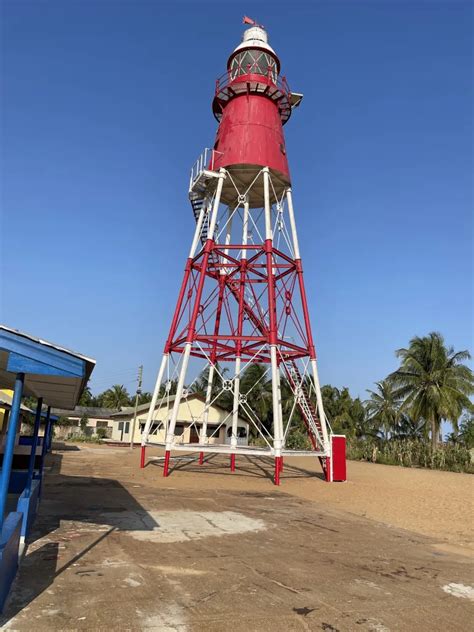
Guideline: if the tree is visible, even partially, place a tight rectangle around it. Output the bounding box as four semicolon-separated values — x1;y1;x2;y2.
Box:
448;413;474;449
102;385;132;409
458;414;474;449
320;385;372;438
189;364;234;411
80;414;89;434
158;379;178;398
57;415;75;428
190;362;226;395
239;364;272;435
138;391;153;406
365;380;400;440
78;385;93;406
21;396;37;411
392;414;426;441
388;332;473;449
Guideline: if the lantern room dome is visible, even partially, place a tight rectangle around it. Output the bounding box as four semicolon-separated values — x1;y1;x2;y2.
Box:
227;26;280;71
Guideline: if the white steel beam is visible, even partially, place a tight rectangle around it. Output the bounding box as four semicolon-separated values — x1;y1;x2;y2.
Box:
141;353;168;445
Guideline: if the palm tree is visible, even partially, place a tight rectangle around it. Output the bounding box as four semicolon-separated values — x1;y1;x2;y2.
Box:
190;363;227;398
78;385;93;406
158;379;178;398
102;384;132;409
239;364;272;434
189;363;232;410
448;413;474;449
321;385;373;438
392;414;426;440
458;414;474;449
349;398;378;440
388;332;473;449
365;380;400;440
138;391;153;406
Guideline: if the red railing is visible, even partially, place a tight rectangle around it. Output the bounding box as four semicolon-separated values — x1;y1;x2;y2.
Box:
214;68;291;100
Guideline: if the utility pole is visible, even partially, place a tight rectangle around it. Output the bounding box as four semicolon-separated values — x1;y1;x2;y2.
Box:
130;365;143;450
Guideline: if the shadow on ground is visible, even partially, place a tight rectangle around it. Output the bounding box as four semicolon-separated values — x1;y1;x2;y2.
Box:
148;451;327;481
1;452;158;625
52;442;81;452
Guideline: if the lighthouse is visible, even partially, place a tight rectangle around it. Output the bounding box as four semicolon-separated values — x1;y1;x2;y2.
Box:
140;19;346;484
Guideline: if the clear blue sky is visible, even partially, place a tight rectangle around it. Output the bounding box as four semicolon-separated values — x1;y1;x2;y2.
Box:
1;1;472;399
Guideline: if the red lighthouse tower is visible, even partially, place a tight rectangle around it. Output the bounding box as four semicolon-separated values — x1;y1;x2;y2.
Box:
141;20;346;484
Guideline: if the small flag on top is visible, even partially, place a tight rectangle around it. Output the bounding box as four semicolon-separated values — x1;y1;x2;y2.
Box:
243;16;256;26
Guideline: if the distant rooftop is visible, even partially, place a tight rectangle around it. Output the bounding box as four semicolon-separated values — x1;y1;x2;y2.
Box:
52;406;120;418
0;325;96;409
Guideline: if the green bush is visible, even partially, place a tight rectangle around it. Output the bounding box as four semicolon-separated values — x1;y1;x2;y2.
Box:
80;414;89;434
68;434;102;444
285;430;312;450
249;436;268;448
346;438;473;473
96;428;107;440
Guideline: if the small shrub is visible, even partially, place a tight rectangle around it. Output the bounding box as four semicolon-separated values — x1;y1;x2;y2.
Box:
285;430;312;450
346;438;473;473
68;433;102;444
80;415;89;434
249;436;268;448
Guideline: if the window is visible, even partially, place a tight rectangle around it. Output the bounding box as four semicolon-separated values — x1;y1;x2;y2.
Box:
125;422;130;434
118;422;123;431
175;424;184;436
226;426;247;438
139;422;160;432
230;49;277;83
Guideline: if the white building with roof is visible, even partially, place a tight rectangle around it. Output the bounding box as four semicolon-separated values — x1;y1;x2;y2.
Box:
50;407;119;439
110;393;249;446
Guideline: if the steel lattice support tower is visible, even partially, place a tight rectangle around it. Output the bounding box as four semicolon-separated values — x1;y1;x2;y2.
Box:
140;21;345;484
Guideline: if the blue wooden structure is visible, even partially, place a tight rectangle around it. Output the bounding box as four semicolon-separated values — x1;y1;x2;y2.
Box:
0;325;95;611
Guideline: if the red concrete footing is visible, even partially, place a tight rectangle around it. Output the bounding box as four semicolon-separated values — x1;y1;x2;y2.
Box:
140;446;146;469
230;453;236;472
163;450;171;477
274;456;281;485
325;456;331;482
199;451;204;465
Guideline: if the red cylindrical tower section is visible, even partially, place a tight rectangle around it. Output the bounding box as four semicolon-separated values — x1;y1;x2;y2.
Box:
211;26;293;206
213;91;289;178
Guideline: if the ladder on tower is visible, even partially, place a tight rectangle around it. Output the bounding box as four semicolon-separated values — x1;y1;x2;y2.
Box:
283;359;327;449
189;191;209;243
283;358;329;477
188;147;225;244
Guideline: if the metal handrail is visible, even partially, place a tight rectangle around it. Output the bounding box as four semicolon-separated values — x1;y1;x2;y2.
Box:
215;69;291;100
189;148;223;191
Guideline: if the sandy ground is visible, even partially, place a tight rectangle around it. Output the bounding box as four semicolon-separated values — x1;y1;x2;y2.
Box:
1;444;473;631
132;447;474;553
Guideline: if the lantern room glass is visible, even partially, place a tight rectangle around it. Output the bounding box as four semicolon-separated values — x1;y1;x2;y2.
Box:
230;49;277;83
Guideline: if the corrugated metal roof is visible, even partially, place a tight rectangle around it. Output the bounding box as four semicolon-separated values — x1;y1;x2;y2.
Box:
51;406;120;418
0;325;95;365
110;393;230;418
0;324;96;408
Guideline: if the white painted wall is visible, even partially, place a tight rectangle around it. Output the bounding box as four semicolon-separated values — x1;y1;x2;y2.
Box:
111;398;249;445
